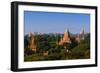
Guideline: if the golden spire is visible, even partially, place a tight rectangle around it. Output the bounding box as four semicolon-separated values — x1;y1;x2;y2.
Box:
29;35;37;52
59;28;71;45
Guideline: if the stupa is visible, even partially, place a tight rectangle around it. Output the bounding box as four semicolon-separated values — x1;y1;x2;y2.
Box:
81;27;85;40
59;29;71;45
75;34;80;43
29;35;37;52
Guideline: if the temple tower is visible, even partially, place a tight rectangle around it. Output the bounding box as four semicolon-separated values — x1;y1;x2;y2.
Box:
76;34;80;43
80;27;85;40
29;35;37;52
59;29;71;45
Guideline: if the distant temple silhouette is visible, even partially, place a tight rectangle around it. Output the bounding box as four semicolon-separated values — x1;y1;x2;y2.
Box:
75;34;81;43
80;27;85;40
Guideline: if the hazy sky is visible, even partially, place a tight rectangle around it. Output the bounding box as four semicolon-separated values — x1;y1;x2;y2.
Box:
24;11;90;34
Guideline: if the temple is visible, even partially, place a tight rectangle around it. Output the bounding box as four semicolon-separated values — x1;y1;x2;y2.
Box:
80;27;85;40
75;34;80;43
28;34;37;52
28;28;85;52
59;29;71;45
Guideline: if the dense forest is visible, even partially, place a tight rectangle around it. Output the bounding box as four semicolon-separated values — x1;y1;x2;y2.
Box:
24;33;90;61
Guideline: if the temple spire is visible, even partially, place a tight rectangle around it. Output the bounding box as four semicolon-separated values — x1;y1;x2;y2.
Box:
59;28;71;45
29;35;37;52
65;28;69;33
65;28;67;32
81;27;85;40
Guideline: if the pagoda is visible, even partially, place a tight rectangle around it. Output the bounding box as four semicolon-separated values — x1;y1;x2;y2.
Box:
81;27;85;40
75;34;80;43
59;29;71;45
28;35;37;52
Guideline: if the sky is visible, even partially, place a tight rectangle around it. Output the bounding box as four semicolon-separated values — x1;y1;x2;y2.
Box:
24;11;90;34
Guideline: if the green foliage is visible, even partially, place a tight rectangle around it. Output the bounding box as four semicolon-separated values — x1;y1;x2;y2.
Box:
71;34;90;59
24;35;30;49
24;54;45;61
24;33;90;61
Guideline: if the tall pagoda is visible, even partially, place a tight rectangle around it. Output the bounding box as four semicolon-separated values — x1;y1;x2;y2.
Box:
59;29;71;45
28;35;37;52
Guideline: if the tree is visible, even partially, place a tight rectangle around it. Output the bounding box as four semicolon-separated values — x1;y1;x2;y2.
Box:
24;35;29;49
71;33;90;59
